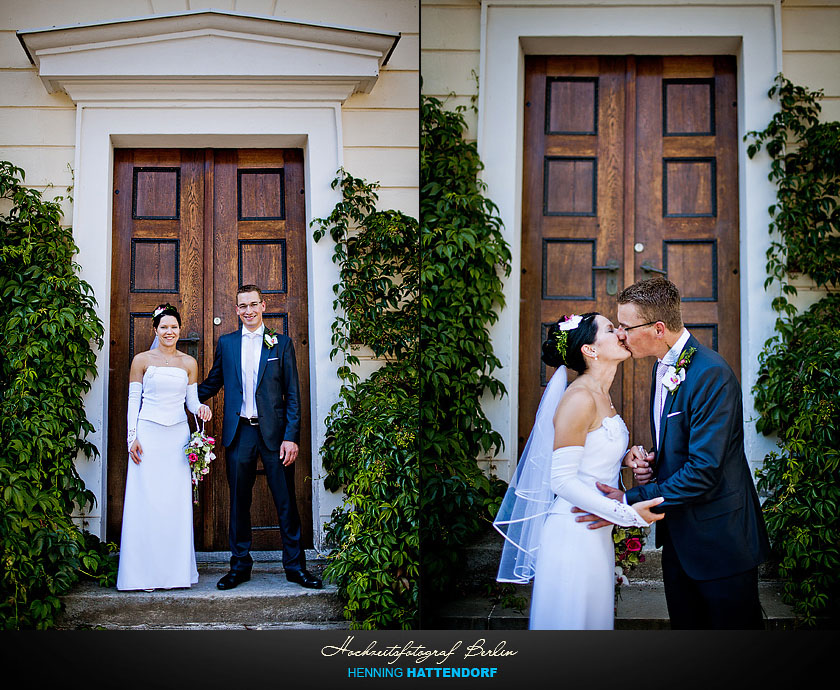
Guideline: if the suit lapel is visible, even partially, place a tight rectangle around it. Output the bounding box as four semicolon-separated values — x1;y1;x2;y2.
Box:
658;377;677;450
656;335;698;450
649;362;658;452
233;327;243;391
256;333;269;389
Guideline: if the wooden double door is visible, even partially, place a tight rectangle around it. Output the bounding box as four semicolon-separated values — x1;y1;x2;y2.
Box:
519;55;741;455
107;148;312;551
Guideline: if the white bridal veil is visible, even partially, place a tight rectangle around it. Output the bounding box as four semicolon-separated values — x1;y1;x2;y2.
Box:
493;366;568;583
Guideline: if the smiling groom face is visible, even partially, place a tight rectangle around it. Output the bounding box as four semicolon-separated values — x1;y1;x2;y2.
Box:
236;289;266;332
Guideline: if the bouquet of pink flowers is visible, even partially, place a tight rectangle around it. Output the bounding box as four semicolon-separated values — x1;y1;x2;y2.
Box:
185;422;215;505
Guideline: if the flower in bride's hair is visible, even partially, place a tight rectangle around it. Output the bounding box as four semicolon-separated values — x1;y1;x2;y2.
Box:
557;314;582;331
554;314;582;361
153;305;167;318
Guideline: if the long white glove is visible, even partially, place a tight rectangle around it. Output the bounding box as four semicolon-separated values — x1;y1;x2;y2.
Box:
127;381;142;450
550;446;650;527
185;382;202;415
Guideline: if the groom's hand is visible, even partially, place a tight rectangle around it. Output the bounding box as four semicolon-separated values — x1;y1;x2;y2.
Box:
279;440;299;466
595;481;625;501
572;482;626;529
623;446;654;485
571;508;612;529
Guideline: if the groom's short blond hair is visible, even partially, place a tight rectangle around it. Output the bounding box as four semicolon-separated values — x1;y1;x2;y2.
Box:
617;278;683;332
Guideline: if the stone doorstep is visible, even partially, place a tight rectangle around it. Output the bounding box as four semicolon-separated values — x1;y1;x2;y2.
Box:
464;540;779;583
431;581;798;631
57;554;346;630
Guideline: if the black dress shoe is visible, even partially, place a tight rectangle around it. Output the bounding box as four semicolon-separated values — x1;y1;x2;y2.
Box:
216;570;250;590
286;568;323;589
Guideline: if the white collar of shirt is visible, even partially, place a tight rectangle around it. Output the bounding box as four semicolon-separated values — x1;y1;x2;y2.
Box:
659;328;691;367
242;324;265;339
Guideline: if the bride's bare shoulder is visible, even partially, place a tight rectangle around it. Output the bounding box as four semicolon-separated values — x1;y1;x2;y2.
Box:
553;384;596;422
552;384;597;444
129;351;151;380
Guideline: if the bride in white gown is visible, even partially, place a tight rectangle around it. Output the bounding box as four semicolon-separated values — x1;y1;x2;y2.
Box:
494;312;664;629
116;304;212;591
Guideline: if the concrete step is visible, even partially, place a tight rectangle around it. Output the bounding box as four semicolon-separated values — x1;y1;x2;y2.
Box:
57;551;347;630
464;530;777;583
429;580;798;630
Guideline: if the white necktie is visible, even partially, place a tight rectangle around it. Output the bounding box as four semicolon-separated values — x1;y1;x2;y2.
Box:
653;360;668;444
243;332;258;418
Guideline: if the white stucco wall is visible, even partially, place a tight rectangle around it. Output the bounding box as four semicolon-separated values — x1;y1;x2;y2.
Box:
1;1;419;548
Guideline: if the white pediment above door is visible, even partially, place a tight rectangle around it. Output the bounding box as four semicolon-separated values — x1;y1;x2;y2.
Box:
17;9;399;100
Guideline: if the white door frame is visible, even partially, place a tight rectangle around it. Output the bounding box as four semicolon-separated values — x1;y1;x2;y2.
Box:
476;0;782;480
18;10;399;546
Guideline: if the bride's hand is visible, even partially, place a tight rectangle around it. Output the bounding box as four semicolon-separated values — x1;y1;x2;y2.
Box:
197;404;212;422
129;439;143;464
632;496;665;524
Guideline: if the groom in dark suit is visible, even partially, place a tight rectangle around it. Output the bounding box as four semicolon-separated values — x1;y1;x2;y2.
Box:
580;278;769;628
198;284;321;590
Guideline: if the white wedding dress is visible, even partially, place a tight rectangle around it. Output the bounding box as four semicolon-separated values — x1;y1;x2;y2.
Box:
529;414;648;630
116;366;199;590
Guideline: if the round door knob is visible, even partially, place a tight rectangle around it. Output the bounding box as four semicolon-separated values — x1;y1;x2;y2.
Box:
634;243;645;253
213;317;222;325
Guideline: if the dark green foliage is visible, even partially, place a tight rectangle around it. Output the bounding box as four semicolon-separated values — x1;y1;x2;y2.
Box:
746;76;840;626
0;160;117;629
420;95;511;602
752;296;840;626
312;170;419;629
746;74;840;298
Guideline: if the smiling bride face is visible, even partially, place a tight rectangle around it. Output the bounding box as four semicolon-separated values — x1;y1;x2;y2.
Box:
154;314;181;347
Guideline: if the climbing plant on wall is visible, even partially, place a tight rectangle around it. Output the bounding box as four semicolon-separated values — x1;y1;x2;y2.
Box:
0;160;117;630
746;75;840;626
313;170;419;629
420;94;512;611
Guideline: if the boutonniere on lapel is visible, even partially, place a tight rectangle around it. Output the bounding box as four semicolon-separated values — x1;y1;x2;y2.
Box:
662;347;696;394
263;329;278;349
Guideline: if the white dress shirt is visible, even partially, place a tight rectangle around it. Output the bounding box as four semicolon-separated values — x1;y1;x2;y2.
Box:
240;324;264;419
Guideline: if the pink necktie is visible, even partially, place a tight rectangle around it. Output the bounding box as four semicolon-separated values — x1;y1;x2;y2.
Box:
653;360;668;443
244;333;257;418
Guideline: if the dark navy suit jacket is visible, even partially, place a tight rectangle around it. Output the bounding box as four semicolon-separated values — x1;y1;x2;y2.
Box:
198;327;301;450
625;335;769;580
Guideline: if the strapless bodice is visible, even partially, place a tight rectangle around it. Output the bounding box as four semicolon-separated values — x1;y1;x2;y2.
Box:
138;366;188;426
547;414;631;517
578;414;630;486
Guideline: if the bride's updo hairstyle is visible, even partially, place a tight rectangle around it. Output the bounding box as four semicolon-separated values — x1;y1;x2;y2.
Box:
541;313;599;375
152;303;182;329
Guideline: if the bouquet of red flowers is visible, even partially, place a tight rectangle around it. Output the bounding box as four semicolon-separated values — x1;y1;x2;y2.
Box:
185;421;216;505
613;525;649;588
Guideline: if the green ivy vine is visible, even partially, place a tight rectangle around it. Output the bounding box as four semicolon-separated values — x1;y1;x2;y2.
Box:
312;170;419;629
0;160;117;629
420;94;512;612
746;75;840;626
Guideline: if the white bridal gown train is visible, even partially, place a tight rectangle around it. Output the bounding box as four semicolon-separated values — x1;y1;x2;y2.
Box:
116;366;199;591
529;414;648;630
